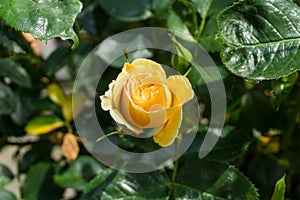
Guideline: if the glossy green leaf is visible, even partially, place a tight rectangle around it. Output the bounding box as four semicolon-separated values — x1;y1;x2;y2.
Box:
81;160;259;200
0;82;16;115
54;156;104;191
176;160;259;200
218;0;300;80
0;0;82;49
24;115;64;135
0;190;17;200
22;162;63;200
0;59;31;88
81;169;169;200
97;0;152;22
0;164;13;189
47;83;66;106
271;174;286;200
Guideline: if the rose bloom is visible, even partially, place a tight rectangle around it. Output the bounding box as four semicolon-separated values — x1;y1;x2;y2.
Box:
100;58;194;147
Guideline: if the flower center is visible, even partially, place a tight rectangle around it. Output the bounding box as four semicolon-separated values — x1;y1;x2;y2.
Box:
131;83;166;111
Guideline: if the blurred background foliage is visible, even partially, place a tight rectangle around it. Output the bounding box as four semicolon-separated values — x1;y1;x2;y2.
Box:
0;0;299;199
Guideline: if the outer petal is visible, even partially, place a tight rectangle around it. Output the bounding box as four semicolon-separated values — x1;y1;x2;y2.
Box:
109;109;143;134
153;106;182;147
166;75;194;106
100;81;115;111
129;58;166;77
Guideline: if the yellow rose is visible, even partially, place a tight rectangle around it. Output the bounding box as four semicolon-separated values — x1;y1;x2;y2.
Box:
100;58;194;147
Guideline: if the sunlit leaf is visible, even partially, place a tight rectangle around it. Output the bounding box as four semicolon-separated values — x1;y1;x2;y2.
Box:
271;175;286;200
25;115;64;135
62;93;86;122
0;0;82;49
47;83;66;106
218;0;300;79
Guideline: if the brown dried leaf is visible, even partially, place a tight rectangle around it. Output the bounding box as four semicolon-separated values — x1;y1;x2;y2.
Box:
61;133;79;162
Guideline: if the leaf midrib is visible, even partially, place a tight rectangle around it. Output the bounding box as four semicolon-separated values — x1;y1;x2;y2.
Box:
223;36;300;48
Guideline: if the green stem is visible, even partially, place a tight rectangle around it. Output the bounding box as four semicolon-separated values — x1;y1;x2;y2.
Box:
198;16;206;39
96;131;123;142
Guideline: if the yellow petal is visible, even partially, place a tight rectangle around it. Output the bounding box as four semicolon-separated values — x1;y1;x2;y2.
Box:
127;58;166;77
166;75;194;106
153;106;182;147
120;90;167;129
110;108;143;134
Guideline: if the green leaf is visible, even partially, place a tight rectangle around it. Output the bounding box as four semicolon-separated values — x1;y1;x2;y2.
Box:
245;155;285;199
10;94;29;126
22;162;63;200
199;126;252;161
54;156;104;191
0;189;17;200
240;91;273;131
0;82;16;115
44;46;72;76
271;174;286;200
97;0;152;22
19;140;54;173
24;115;64;135
0;30;25;54
167;11;194;42
218;0;300;80
81;160;259;200
272;72;298;107
175;160;259;200
77;0;108;36
0;59;31;88
0;0;82;49
97;34;153;68
0;164;14;189
191;0;235;52
81;169;169;200
151;0;174;19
